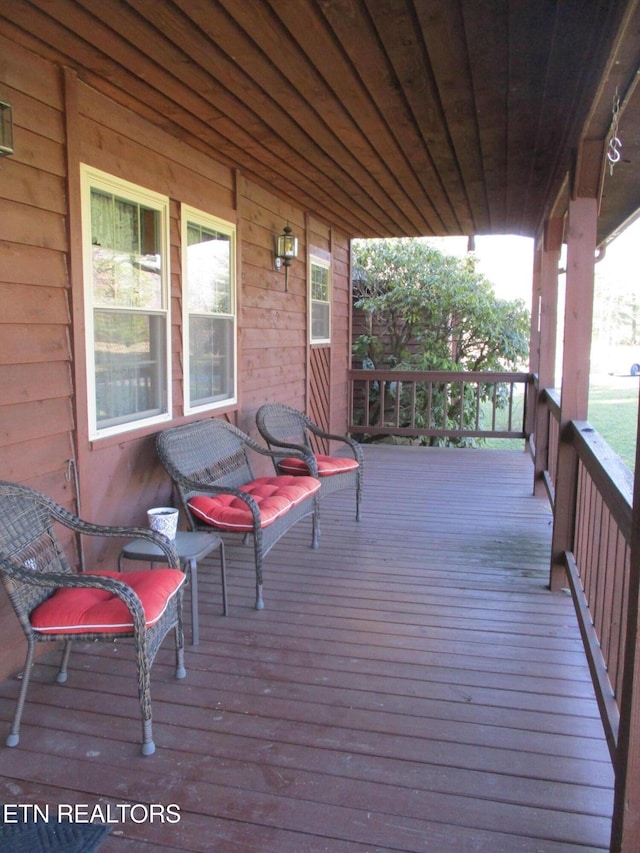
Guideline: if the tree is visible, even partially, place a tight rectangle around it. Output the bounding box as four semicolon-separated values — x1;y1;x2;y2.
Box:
352;238;530;442
353;238;529;371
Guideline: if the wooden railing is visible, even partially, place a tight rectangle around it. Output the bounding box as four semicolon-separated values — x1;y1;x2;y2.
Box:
567;421;633;753
348;369;534;440
535;387;561;505
536;388;634;758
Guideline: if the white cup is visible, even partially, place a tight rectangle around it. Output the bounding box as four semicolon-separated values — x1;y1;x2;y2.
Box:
147;507;179;540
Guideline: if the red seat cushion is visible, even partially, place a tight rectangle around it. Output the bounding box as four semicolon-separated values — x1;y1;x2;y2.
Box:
188;475;320;532
277;454;359;477
31;569;185;635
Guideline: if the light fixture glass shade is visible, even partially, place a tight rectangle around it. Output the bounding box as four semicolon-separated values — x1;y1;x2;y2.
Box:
0;101;14;157
275;225;298;266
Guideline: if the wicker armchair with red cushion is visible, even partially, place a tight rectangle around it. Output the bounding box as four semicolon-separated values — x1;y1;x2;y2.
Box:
256;403;363;521
0;481;186;756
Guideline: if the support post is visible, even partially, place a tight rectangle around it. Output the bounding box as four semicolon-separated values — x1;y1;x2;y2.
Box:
532;219;562;495
548;197;596;591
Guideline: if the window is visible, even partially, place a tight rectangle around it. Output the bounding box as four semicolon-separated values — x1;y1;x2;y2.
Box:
82;167;170;439
310;254;331;344
182;207;237;413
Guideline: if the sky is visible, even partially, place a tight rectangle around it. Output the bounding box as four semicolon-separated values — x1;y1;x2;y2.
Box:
429;217;640;309
426;234;535;304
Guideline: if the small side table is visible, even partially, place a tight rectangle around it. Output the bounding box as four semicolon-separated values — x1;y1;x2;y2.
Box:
118;531;227;646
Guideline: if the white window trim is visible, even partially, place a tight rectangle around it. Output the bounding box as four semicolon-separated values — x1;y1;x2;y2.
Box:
81;165;172;440
181;205;238;416
309;252;332;345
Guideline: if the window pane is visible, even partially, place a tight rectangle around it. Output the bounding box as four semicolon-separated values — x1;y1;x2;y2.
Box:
310;257;331;343
189;315;234;406
311;264;329;301
186;224;231;314
91;189;162;309
94;310;167;428
312;302;330;340
183;211;236;413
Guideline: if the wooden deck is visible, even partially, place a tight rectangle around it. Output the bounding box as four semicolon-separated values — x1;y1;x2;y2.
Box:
0;445;614;852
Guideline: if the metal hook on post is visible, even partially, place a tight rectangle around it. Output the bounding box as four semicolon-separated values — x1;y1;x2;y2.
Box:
607;89;622;176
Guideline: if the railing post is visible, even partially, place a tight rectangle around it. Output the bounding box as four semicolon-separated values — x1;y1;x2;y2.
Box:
610;393;640;852
532;220;561;496
549;198;596;591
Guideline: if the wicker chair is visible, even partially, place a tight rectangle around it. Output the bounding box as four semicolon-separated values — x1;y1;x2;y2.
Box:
156;418;321;610
256;403;364;521
0;481;186;756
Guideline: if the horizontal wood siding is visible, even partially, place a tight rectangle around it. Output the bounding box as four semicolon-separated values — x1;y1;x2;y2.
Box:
237;177;309;473
329;232;351;437
0;36;75;680
307;217;351;450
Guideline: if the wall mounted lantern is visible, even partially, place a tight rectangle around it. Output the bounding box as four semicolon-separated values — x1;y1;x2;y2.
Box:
274;224;298;291
0;101;14;157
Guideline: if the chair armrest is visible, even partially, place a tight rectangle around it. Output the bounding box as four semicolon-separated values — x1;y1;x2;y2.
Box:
45;503;180;568
304;423;364;464
243;432;318;472
251;438;320;477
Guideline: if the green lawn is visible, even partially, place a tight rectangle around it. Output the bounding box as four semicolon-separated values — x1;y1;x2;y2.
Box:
480;377;638;472
587;378;639;472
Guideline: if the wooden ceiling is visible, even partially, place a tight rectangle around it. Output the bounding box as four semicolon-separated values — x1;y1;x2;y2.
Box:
1;0;639;243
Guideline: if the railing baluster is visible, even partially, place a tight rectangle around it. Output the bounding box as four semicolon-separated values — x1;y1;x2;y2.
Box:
410;381;417;428
508;381;514;431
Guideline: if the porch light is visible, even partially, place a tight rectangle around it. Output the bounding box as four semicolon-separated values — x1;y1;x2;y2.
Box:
0;101;14;157
274;224;298;291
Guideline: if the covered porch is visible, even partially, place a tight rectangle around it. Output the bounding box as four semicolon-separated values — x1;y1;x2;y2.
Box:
0;445;613;851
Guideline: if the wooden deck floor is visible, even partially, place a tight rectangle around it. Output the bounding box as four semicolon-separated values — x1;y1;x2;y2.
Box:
0;445;614;852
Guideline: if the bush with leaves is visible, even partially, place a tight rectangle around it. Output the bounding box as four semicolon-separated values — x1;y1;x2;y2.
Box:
352;238;530;443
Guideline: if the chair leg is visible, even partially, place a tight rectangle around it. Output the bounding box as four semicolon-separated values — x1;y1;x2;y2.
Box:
6;639;36;747
186;557;199;646
254;549;264;611
174;626;186;681
174;593;186;679
56;640;73;683
141;722;155;756
311;497;320;549
136;653;155;756
219;541;228;616
253;527;265;610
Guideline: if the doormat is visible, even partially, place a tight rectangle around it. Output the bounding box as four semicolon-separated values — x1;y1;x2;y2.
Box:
0;816;110;853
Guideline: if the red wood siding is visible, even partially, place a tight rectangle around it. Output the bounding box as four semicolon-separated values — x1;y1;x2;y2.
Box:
0;36;75;679
236;177;308;471
307;217;352;449
329;234;351;438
